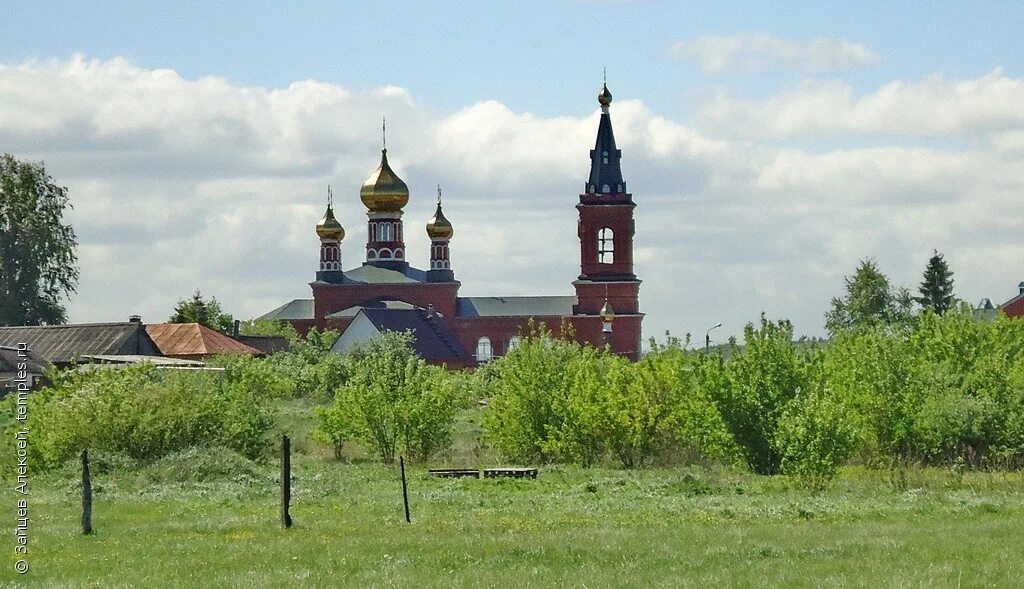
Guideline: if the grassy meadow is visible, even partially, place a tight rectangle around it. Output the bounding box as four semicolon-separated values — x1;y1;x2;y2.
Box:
5;404;1024;588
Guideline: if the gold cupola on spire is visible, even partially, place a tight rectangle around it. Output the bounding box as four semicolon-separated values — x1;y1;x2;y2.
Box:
316;186;345;240
426;186;454;239
360;119;409;212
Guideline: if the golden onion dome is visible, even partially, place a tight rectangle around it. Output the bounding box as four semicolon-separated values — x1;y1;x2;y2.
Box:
598;83;613;107
426;197;454;239
315;204;345;240
600;298;615;322
360;149;409;212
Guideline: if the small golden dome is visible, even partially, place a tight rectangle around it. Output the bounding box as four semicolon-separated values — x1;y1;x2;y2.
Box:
316;205;345;240
600;298;615;322
598;83;613;107
360;149;409;212
426;197;454;239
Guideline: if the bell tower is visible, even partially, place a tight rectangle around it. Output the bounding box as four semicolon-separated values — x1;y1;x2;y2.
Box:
573;81;642;357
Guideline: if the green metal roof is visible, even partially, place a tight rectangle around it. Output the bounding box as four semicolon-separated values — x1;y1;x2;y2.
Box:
258;299;314;321
457;296;575;317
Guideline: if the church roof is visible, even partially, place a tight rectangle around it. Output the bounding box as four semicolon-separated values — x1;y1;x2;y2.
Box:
259;299;314;321
457;296;576;317
326;298;418;318
336;308;471;364
344;264;427;284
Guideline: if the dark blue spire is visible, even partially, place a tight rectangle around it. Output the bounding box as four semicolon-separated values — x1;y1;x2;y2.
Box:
586;83;626;196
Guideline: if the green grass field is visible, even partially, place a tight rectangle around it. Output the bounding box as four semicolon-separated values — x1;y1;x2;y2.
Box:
6;405;1024;588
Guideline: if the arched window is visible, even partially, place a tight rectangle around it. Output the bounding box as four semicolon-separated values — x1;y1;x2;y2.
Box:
476;337;492;362
377;222;393;242
598;227;614;263
602;151;609;164
507;336;521;351
602;184;610;193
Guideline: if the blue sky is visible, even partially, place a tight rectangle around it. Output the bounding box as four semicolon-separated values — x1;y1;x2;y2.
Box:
7;1;1023;117
4;1;1024;343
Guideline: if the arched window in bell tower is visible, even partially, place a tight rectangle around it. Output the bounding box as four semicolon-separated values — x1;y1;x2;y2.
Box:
598;227;614;263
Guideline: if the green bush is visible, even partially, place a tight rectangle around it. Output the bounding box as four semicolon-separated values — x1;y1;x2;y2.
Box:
315;331;461;463
776;384;859;489
715;316;812;475
15;363;277;469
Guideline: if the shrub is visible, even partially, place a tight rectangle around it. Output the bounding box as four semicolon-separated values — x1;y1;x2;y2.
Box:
316;331;460;463
776;384;859;489
715;316;811;475
19;363;277;469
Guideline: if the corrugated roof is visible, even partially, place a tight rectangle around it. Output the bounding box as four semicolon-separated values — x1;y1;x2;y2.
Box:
0;322;160;364
357;308;471;362
0;346;49;374
146;323;261;357
258;299;314;321
457;296;576;317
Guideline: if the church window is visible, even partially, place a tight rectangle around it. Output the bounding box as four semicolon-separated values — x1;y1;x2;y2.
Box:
602;151;609;164
476;337;492;362
602;184;610;193
508;336;521;351
598;227;614;263
378;223;393;242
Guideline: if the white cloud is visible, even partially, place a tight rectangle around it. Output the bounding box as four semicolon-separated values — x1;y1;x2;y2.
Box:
2;55;1023;342
702;69;1024;138
671;33;880;74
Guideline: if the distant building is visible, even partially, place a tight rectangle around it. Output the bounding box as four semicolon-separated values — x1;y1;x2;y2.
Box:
976;282;1024;319
260;83;644;364
0;345;49;393
0;317;160;367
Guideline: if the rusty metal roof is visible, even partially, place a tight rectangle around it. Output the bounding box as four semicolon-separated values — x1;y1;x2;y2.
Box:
145;323;261;357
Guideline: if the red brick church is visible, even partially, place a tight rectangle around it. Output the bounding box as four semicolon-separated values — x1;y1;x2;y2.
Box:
260;83;643;366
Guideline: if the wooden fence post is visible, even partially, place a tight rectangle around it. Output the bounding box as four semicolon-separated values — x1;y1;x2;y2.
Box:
400;455;411;523
280;435;292;528
81;449;93;535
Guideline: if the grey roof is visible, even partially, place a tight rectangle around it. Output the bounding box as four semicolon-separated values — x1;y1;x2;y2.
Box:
340;264;427;284
233;335;291;355
457;296;576;317
358;308;471;363
0;322;160;364
79;354;207;366
327;298;418;318
0;346;48;374
258;299;314;321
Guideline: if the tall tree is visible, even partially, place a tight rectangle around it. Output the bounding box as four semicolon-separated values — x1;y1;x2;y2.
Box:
169;290;234;332
825;259;911;335
0;154;79;326
915;250;956;315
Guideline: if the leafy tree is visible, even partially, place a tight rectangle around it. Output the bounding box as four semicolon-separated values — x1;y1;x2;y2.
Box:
316;331;460;463
0;154;79;326
239;318;300;342
715;315;810;475
169;290;234;332
915;250;956;315
825;259;911;336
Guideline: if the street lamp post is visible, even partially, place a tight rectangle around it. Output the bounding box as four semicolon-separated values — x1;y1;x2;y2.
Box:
705;322;722;353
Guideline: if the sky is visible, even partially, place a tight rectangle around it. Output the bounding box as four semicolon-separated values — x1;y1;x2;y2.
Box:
3;1;1024;345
